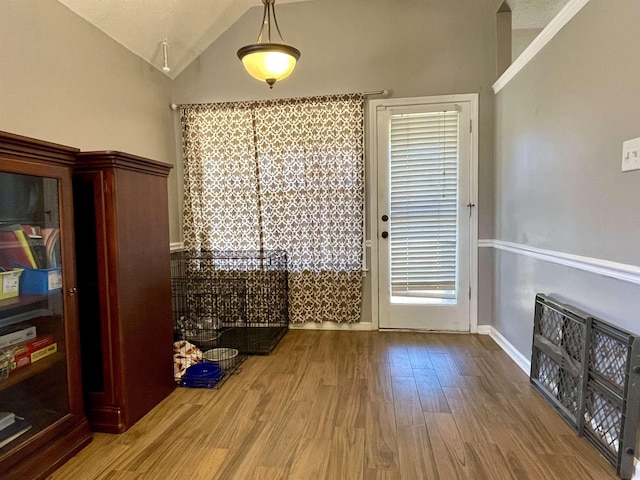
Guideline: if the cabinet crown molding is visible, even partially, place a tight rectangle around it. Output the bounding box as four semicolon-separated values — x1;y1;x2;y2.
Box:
0;131;78;166
76;151;172;177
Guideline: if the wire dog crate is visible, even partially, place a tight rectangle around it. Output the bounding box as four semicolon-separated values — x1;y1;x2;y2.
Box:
171;250;289;362
531;294;640;479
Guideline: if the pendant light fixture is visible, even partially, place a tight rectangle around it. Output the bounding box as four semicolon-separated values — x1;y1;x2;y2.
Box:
237;0;301;88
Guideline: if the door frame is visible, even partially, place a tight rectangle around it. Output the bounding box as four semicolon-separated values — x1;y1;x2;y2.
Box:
367;94;479;332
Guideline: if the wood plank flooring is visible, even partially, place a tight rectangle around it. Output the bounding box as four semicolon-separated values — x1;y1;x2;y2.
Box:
48;331;619;480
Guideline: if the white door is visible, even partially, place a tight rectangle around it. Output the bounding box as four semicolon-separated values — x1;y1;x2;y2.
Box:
373;96;477;331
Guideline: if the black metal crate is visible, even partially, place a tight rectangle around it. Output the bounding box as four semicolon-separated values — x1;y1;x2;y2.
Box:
171;250;289;358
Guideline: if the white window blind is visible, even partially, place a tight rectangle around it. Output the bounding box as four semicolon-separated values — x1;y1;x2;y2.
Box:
389;110;459;299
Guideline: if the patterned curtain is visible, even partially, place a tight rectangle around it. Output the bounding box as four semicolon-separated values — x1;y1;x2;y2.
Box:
180;94;364;323
181;103;261;251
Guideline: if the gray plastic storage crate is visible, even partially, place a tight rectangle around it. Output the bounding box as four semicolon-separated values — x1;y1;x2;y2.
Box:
583;319;640;479
530;294;590;432
531;294;640;480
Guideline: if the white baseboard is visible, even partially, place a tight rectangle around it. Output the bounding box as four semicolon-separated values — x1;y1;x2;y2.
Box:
477;325;530;375
476;325;491;335
170;242;185;252
289;322;375;331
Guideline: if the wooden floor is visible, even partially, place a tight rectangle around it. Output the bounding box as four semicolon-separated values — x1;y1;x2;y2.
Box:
49;331;619;480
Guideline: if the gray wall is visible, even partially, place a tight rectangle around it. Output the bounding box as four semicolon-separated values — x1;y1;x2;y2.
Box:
174;0;498;325
512;28;542;60
0;0;180;243
493;0;640;357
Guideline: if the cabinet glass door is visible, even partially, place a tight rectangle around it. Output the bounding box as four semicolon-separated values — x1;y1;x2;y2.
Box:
0;171;68;451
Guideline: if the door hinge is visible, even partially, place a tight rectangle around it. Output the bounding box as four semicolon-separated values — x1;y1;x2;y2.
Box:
470;119;473;133
469;286;472;300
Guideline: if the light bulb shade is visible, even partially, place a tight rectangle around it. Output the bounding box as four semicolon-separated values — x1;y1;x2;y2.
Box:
238;43;300;86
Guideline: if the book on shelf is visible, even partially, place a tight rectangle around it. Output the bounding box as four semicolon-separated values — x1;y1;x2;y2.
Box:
0;224;51;271
0;325;37;349
0;230;34;272
0;416;32;449
41;228;60;268
21;225;46;269
20;225;41;238
12;229;37;269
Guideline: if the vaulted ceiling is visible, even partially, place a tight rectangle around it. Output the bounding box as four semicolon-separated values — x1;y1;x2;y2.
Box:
56;0;569;79
56;0;314;78
508;0;570;29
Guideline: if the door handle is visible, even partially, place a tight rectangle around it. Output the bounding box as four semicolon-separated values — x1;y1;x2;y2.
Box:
381;231;389;239
381;215;388;222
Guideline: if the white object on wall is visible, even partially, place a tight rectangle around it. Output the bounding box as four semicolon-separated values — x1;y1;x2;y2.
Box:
622;137;640;172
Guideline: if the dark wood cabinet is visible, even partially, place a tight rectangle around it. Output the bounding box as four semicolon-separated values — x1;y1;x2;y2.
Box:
73;151;175;433
0;131;92;480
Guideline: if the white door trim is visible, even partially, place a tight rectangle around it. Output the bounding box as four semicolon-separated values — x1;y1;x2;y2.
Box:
367;94;479;332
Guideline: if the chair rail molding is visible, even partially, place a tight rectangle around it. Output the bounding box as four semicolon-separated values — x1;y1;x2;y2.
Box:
479;239;640;287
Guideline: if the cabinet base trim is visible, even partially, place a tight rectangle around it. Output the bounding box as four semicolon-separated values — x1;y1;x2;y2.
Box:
86;404;128;434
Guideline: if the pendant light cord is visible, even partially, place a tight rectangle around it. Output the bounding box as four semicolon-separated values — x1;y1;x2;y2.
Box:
256;0;270;43
256;0;287;44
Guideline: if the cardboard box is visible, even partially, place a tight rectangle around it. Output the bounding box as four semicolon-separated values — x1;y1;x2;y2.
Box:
10;335;54;369
0;325;36;349
12;338;57;370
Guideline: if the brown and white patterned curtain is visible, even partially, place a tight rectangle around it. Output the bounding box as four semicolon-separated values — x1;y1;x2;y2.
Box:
180;94;364;323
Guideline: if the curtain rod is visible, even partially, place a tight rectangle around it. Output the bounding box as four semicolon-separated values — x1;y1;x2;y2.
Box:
363;89;389;97
170;90;389;110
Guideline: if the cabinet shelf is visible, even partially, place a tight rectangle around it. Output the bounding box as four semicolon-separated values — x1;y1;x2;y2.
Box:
0;295;51;329
0;294;50;312
0;352;64;393
0;409;66;456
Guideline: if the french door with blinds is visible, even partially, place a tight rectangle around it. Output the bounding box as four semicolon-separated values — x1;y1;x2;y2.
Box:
373;95;477;331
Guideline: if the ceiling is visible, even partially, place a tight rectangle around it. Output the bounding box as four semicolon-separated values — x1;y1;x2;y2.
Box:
57;0;569;79
56;0;314;79
508;0;570;29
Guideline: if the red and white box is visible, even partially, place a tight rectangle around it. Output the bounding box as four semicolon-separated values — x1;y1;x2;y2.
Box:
10;335;56;370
